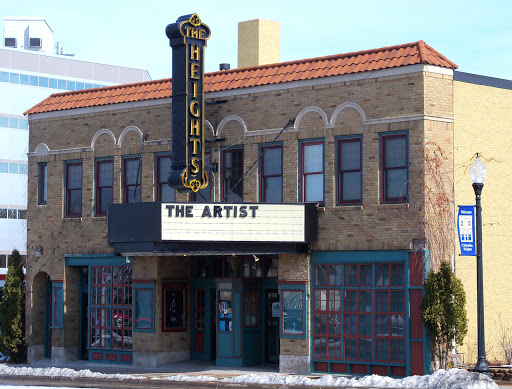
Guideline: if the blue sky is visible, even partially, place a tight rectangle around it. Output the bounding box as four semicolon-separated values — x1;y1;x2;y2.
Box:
3;0;511;81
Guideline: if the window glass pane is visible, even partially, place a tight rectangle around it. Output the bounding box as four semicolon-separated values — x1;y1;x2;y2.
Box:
67;164;82;189
39;77;49;87
8;209;17;219
158;156;171;182
392;264;405;286
344;290;357;312
160;184;176;202
341;140;360;170
40;164;47;203
224;179;243;202
19;119;28;130
344;314;357;335
30;76;38;86
0;163;8;173
98;161;113;186
386;168;407;199
19;164;28;174
264;176;282;202
99;188;113;214
8;163;18;173
329;265;342;286
9;118;18;129
344;264;357;286
10;73;20;83
126;187;141;203
360;265;372;286
0;255;6;267
125;159;141;185
305;174;323;202
0;72;9;82
58;79;66;89
224;150;243;178
263;147;281;175
385;137;407;168
315;265;327;286
376;339;389;360
76;82;85;90
0;117;8;128
0;209;6;218
376;264;389;286
135;289;153;330
49;78;57;88
18;209;27;219
20;74;29;85
304;144;323;173
315;313;326;334
342;172;361;201
282;290;303;334
68;190;82;215
66;80;76;90
360;291;372;312
53;287;63;327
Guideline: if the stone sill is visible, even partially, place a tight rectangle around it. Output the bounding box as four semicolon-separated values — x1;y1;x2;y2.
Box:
378;202;409;209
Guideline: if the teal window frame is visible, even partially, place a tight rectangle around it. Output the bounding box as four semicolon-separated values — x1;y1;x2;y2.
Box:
279;281;307;339
134;282;155;333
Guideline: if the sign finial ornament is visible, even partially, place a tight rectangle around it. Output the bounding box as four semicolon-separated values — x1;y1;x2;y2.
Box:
189;14;201;26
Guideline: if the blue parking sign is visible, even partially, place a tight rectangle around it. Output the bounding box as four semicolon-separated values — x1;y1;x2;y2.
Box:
458;206;476;256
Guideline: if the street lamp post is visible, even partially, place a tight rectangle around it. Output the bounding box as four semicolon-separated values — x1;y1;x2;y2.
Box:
470;154;490;375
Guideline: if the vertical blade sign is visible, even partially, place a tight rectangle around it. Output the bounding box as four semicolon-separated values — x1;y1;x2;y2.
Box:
166;14;211;193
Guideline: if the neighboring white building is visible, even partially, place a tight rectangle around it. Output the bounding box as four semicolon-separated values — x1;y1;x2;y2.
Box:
0;17;151;287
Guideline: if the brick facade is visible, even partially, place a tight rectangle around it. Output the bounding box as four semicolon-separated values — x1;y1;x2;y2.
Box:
26;64;454;374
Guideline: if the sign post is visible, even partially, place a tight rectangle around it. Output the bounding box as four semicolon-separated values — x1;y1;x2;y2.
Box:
166;14;210;193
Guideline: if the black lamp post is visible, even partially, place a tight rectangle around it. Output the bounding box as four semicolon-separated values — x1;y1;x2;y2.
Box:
470;154;490;375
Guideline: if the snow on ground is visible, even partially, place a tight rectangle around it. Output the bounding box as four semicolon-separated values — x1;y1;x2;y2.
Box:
0;364;499;388
0;364;136;381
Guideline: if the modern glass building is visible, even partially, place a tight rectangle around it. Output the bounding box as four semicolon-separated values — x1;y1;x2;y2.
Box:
0;17;151;288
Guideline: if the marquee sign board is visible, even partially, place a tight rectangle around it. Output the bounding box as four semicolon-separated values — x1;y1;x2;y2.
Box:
166;14;210;193
161;203;307;243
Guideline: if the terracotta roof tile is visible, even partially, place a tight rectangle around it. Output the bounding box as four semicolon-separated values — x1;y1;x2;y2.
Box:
25;40;457;115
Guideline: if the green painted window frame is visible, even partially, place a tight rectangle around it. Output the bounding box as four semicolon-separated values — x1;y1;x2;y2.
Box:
134;282;155;333
279;281;307;339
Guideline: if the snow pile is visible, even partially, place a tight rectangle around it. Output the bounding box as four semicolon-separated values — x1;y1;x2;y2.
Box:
223;369;498;388
0;364;137;381
155;374;218;382
0;365;498;388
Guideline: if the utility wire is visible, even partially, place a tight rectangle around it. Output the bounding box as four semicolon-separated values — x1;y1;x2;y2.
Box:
222;118;295;202
133;133;147;202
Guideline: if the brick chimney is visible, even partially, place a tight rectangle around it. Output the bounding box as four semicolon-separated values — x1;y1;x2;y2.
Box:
237;19;280;68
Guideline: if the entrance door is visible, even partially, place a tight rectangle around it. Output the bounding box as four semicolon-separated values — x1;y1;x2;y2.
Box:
216;280;242;366
265;289;279;363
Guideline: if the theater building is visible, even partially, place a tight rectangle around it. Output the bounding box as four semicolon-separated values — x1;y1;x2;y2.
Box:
23;18;464;375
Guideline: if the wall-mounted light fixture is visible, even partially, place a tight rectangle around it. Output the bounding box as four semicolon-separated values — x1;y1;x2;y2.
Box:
253;254;260;262
35;246;43;257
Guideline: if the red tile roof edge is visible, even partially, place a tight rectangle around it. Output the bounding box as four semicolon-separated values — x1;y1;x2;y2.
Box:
24;40;457;116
